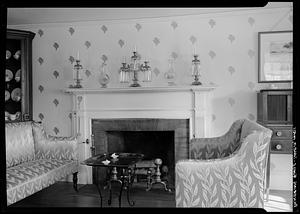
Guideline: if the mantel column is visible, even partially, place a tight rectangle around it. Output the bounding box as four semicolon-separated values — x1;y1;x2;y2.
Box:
192;90;212;138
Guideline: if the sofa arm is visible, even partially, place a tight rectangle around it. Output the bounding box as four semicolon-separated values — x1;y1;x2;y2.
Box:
175;155;264;208
32;122;78;161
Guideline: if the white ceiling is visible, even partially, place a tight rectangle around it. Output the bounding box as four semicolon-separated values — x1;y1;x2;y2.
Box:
7;2;292;25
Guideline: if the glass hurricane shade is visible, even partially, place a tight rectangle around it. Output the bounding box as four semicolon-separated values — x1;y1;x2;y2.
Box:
191;56;201;76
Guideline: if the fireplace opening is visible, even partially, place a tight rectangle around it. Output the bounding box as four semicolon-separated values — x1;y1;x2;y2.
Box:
91;118;190;189
107;131;175;187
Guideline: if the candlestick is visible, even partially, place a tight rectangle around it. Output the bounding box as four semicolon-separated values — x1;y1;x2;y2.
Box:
77;51;80;60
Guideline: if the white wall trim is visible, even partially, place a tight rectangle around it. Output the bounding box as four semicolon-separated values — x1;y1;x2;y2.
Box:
7;7;291;29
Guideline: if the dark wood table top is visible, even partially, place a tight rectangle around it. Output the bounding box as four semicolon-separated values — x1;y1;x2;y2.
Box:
81;152;144;168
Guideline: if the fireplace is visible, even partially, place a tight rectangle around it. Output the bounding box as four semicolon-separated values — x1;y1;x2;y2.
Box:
64;85;215;184
91;118;189;187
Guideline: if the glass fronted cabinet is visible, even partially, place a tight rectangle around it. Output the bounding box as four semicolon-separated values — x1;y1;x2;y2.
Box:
5;29;35;122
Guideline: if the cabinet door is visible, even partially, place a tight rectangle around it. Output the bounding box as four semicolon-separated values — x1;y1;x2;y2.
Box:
5;29;35;122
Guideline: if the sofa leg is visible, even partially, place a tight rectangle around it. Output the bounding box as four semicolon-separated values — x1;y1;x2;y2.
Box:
73;172;78;192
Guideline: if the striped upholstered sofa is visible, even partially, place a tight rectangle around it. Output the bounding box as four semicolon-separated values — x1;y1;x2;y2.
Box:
5;121;79;206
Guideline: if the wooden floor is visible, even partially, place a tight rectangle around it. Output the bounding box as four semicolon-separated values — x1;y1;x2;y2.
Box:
9;181;175;208
9;182;293;211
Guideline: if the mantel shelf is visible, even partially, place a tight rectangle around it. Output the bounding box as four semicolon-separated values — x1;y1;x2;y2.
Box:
63;84;217;94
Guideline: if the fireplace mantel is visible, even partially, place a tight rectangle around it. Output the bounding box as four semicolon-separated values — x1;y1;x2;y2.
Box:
64;85;216;184
63;85;216;94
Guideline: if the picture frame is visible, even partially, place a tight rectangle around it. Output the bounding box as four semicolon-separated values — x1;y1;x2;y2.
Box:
258;31;293;83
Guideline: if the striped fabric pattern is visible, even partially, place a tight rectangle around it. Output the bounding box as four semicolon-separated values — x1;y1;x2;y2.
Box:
5;122;36;168
7;159;78;205
6;121;79;206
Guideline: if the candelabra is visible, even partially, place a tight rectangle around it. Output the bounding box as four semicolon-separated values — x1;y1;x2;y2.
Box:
191;54;202;85
69;59;83;88
119;51;152;87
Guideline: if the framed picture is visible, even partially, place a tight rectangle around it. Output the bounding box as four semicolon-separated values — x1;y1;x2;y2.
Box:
258;31;293;83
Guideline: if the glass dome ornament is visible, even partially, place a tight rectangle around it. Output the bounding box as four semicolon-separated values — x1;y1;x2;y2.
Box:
98;62;110;88
164;58;176;86
191;54;202;85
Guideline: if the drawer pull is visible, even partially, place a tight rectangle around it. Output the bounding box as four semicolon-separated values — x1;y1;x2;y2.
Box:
275;144;282;150
276;131;282;137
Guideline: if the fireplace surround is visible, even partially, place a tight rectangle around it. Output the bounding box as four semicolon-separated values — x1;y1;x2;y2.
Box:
91;118;189;186
64;85;216;184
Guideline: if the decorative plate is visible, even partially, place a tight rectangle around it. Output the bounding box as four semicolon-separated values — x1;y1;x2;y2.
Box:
15;112;21;120
5;90;10;101
5;111;10;121
15;69;21;82
11;88;21;102
6;50;11;60
9;113;17;121
6;69;13;82
14;50;21;60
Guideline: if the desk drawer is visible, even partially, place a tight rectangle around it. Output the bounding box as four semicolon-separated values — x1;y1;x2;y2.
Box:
268;126;292;140
270;140;292;154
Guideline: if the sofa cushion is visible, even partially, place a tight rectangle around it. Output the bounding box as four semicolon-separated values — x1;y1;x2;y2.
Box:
6;159;78;205
6;122;35;168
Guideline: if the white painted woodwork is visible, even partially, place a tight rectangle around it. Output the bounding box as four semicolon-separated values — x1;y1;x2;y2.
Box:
64;85;216;184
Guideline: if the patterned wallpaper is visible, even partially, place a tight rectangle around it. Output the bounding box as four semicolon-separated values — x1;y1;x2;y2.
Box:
9;8;292;137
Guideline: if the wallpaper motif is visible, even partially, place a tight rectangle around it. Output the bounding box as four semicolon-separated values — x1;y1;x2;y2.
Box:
171;21;178;30
208;19;216;28
228;34;235;43
69;56;75;64
189;36;197;44
118;39;125;48
84;41;91;49
248;49;255;58
53;42;59;50
68;27;75;35
13;9;292;137
153;67;160;76
38;57;44;65
248;17;255;26
101;25;107;33
135;23;142;31
53;70;59;79
209;50;216;59
228;66;235;75
38;29;44;37
153;37;160;46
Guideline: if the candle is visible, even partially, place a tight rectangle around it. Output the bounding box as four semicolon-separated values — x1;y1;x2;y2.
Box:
134;45;137;52
193;46;196;55
77;51;80;60
123;56;126;64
